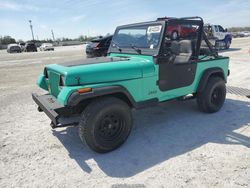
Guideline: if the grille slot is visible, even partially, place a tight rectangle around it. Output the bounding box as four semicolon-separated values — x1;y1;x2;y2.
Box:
48;71;60;97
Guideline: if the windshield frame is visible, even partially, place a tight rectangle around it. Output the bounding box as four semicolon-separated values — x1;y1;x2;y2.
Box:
108;21;165;56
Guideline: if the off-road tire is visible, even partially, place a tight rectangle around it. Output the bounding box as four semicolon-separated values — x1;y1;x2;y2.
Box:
197;77;226;113
78;97;132;153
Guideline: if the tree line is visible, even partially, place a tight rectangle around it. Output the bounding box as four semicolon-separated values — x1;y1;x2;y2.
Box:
0;34;108;45
0;36;16;45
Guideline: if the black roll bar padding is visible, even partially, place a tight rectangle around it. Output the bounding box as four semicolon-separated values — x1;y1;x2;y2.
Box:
165;16;204;59
158;16;204;23
178;16;204;23
158;16;218;59
202;31;219;57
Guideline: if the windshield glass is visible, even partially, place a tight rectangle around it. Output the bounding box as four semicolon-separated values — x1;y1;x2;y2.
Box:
113;24;163;49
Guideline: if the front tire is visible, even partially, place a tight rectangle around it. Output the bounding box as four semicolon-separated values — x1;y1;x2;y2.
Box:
197;77;226;113
78;97;132;153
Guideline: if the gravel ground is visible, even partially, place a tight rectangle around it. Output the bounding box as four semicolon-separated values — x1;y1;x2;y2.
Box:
0;39;249;188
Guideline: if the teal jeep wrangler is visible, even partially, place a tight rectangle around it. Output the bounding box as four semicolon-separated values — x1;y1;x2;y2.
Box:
32;17;229;153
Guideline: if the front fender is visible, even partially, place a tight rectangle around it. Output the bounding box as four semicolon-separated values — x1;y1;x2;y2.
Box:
67;86;136;107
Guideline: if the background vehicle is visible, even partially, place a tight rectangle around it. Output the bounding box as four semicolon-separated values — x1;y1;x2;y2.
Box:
239;31;250;37
166;24;197;40
157;17;197;39
7;44;22;53
86;35;112;58
204;24;232;49
40;43;54;51
24;42;37;52
231;32;242;38
33;17;229;153
18;42;25;51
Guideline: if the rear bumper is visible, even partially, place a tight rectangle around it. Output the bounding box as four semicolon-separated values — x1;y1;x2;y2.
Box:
32;93;79;128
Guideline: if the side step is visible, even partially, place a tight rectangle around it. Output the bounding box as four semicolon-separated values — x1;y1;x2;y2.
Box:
178;94;196;101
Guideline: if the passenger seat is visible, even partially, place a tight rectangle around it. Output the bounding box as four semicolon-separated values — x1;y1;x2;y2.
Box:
173;40;194;64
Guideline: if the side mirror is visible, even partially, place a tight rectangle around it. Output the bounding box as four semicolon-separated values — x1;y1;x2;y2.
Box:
225;28;228;32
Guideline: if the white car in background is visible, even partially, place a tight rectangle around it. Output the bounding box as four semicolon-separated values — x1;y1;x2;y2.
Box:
7;44;22;53
240;31;250;37
40;43;54;51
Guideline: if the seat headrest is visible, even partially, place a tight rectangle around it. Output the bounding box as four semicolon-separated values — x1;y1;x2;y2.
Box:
179;40;193;54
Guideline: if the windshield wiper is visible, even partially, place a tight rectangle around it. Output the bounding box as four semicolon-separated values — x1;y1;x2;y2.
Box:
111;41;122;52
130;44;142;54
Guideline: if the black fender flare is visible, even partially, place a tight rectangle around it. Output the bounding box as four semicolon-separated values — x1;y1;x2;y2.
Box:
67;85;137;107
197;67;226;93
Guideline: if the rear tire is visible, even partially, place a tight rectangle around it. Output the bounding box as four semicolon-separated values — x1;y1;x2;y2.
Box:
197;77;226;113
78;97;132;153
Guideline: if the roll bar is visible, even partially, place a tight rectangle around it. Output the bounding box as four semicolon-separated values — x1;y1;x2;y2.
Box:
157;16;203;23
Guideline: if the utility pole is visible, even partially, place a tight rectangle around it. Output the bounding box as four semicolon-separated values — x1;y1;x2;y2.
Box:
29;20;35;41
51;29;55;41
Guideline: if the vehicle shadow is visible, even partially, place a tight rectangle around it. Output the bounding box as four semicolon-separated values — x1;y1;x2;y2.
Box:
219;48;241;52
52;98;250;178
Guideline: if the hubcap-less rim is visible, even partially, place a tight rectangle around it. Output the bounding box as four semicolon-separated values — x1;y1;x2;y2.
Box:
211;88;222;105
98;114;124;141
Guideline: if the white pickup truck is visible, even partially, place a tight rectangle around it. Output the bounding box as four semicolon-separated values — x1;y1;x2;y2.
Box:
204;24;232;49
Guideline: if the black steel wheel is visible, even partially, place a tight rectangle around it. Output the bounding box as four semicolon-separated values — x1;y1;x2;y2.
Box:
197;77;226;113
78;97;132;153
96;113;125;141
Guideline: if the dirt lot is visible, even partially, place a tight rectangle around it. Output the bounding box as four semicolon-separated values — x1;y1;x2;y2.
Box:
0;39;249;188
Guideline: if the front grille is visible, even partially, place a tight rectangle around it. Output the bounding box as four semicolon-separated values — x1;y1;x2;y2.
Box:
48;71;60;97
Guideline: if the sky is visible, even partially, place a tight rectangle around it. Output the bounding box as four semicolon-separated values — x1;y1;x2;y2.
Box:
0;0;250;41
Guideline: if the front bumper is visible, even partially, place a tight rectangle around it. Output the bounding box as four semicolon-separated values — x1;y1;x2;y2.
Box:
32;93;80;128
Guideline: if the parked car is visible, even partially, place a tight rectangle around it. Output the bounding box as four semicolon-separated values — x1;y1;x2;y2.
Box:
157;17;197;39
18;42;26;51
33;16;230;153
24;42;37;52
86;35;112;58
240;31;250;37
7;44;22;53
40;43;54;51
204;24;232;49
231;32;245;38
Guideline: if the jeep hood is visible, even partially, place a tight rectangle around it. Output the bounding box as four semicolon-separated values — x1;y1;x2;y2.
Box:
45;56;154;86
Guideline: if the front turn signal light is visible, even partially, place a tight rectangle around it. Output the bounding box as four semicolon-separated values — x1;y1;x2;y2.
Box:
78;88;92;93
